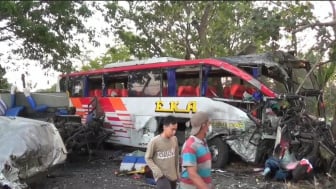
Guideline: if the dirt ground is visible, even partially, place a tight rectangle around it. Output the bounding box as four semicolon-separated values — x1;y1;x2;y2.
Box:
29;148;335;189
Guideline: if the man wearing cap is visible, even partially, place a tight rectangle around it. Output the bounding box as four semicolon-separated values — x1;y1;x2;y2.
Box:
179;111;213;189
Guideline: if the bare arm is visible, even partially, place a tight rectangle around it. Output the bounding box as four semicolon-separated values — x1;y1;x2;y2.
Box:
186;166;209;189
175;137;180;179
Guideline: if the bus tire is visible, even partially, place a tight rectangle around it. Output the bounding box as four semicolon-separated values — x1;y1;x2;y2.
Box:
208;137;229;168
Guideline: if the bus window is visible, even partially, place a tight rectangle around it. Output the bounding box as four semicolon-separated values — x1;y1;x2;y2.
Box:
128;69;161;97
104;72;128;97
175;65;200;97
205;77;222;97
71;78;83;97
259;75;287;94
87;75;103;97
199;65;223;97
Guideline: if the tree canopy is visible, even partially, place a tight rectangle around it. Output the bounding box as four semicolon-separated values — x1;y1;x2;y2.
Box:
0;1;98;73
102;1;317;59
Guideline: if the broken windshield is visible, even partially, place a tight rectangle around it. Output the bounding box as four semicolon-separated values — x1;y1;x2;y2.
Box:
217;51;320;95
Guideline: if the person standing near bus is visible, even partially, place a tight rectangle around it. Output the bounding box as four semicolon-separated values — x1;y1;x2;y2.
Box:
179;111;213;189
145;115;180;189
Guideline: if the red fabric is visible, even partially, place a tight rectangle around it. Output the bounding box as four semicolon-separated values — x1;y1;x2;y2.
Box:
94;89;102;97
206;86;217;97
107;88;113;96
178;86;196;96
89;90;95;96
180;177;212;185
182;138;196;154
120;89;128;97
162;87;168;96
230;84;246;99
246;87;256;94
223;87;230;98
108;88;121;96
197;153;212;164
195;86;218;97
299;159;313;173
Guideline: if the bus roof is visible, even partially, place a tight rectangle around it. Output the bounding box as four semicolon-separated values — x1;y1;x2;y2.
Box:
62;51;308;80
218;51;309;69
104;57;184;68
61;57;279;97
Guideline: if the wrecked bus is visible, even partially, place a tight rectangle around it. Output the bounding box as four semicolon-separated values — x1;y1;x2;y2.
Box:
57;51;324;168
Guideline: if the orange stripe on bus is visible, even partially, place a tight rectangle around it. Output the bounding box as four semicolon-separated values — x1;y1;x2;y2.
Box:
71;98;82;108
110;98;127;111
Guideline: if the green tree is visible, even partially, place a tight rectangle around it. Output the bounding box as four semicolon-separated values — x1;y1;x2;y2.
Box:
104;1;315;59
0;1;100;73
0;65;10;90
81;46;131;71
287;1;336;119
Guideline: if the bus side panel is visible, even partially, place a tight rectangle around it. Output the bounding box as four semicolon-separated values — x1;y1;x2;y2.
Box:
70;96;253;148
108;97;252;147
70;97;93;124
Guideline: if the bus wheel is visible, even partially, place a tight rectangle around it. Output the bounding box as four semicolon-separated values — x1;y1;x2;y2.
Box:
208;137;229;168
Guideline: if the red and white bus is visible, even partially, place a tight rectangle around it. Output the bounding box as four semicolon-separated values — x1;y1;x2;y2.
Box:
57;52;321;168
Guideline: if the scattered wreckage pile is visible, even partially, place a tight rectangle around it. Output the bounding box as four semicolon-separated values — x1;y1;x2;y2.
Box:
52;110;110;159
251;94;336;182
0;98;110;189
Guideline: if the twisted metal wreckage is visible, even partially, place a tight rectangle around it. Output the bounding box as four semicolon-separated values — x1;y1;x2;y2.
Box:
1;51;336;188
0;87;108;189
219;51;336;174
218;51;336;179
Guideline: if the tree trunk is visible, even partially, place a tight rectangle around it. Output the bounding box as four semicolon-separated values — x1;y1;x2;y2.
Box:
331;103;336;139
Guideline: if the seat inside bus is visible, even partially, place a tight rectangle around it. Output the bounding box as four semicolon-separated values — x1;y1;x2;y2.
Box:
177;86;197;97
230;84;246;99
90;89;102;97
196;86;218;97
223;84;257;99
162;87;168;96
223;86;231;98
106;88;128;97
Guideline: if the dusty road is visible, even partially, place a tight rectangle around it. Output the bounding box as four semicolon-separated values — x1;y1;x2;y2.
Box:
30;149;334;189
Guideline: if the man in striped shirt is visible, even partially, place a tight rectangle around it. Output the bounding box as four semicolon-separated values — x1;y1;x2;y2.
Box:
179;111;213;189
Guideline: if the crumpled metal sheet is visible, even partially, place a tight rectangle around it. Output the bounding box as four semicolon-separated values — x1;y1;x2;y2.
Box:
217;51;308;83
0;116;67;189
226;131;257;163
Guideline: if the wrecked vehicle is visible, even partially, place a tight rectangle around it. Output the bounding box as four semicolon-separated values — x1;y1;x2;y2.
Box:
0;116;67;189
51;51;329;172
214;51;324;162
0;85;109;161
